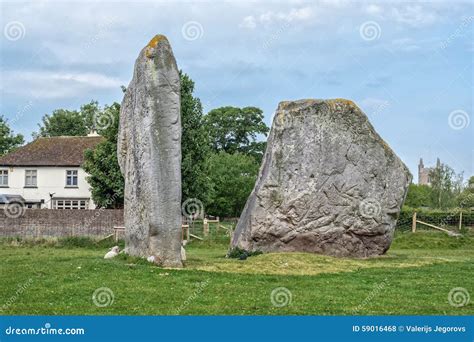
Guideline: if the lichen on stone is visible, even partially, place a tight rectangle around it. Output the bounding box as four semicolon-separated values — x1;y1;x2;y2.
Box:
231;99;412;258
145;34;167;58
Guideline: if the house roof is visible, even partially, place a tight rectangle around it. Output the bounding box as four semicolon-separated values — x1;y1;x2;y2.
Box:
0;136;104;167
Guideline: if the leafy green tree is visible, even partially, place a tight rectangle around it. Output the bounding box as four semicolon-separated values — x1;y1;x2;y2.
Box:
35;101;99;138
457;176;474;208
205;152;260;217
0;116;24;156
180;71;210;204
468;176;474;187
83;103;124;208
429;163;463;209
79;101;101;131
404;184;432;208
83;72;210;208
203;106;269;162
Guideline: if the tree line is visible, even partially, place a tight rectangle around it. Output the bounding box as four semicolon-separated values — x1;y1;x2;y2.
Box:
405;165;473;210
0;72;472;215
0;72;269;217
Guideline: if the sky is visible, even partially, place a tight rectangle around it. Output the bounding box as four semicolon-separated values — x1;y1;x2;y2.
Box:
0;0;473;182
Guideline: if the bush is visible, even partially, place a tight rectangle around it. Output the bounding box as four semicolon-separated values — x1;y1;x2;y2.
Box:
227;247;262;259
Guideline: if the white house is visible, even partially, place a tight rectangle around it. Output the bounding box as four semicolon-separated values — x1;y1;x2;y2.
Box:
0;135;104;209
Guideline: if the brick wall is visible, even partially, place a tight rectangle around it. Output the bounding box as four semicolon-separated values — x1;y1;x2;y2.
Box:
0;209;124;238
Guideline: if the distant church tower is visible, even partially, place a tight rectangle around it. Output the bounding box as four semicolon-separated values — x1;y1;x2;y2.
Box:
418;158;440;185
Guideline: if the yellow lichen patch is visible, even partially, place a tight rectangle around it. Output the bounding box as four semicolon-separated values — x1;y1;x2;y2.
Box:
332;98;356;106
145;34;167;58
147;34;166;48
327;98;357;112
276;110;285;126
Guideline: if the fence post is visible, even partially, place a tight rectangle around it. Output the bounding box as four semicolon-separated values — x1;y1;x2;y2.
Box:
203;218;209;237
459;211;463;231
412;212;417;233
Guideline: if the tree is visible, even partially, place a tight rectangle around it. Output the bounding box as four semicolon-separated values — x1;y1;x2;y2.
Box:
404;183;432;208
83;72;211;208
457;176;474;208
429;163;463;209
35;101;99;138
203;106;269;162
205;152;260;217
83;103;124;208
0;116;24;156
180;71;210;205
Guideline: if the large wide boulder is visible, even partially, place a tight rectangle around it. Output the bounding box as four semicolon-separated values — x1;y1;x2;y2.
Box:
231;99;411;257
117;35;182;267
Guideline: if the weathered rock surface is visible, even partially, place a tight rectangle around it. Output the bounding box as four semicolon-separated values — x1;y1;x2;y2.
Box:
231;99;411;257
118;35;182;267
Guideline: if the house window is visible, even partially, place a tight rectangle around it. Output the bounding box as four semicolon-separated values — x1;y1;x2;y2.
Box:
53;199;88;210
66;170;78;187
0;170;8;186
25;170;37;187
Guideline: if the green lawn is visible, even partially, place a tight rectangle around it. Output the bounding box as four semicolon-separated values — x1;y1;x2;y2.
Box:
0;230;472;315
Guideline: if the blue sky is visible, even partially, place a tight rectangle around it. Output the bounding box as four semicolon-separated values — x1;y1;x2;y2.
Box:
0;0;472;182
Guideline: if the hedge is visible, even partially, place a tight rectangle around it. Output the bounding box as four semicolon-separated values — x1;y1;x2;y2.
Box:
396;206;474;231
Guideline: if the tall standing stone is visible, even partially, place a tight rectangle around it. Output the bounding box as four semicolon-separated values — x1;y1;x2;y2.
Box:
118;35;182;267
231;99;411;258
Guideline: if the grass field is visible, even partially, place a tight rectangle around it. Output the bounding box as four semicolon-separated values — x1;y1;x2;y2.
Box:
0;229;472;315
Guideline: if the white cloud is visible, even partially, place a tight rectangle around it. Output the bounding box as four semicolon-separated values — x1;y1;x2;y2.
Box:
284;7;313;21
239;6;314;29
390;5;439;27
1;70;124;99
365;4;382;16
239;16;257;29
362;3;443;27
239;2;444;30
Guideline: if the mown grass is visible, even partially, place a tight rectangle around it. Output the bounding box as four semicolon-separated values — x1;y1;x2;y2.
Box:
0;230;472;315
